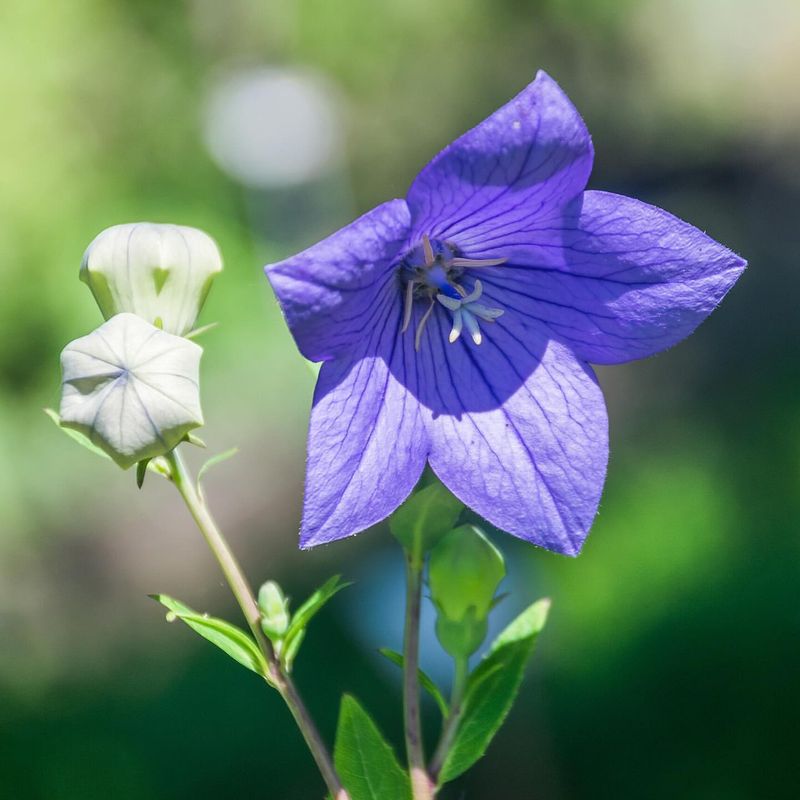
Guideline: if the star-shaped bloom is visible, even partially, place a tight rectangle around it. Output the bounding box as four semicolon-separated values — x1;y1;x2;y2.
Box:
265;71;745;555
60;312;204;468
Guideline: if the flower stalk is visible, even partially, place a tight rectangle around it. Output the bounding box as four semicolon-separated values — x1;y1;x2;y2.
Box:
428;655;469;783
403;547;435;800
164;448;348;800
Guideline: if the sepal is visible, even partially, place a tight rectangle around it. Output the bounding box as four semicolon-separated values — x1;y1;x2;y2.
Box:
389;480;463;555
434;610;488;661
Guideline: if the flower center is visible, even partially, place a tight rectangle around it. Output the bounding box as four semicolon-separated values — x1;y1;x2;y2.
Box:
398;234;506;350
398;236;463;300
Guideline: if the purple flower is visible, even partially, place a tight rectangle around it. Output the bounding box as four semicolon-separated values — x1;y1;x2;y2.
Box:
266;71;745;555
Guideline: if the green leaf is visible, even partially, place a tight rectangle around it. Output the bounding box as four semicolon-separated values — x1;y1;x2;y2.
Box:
389;481;463;554
281;575;351;667
439;598;551;784
334;695;411;800
151;594;267;677
377;648;449;718
45;407;111;460
197;447;239;491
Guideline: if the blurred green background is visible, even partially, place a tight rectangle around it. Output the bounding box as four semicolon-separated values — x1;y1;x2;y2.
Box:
1;0;798;797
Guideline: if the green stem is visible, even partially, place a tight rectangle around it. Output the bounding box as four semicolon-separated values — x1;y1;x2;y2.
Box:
165;448;348;800
403;549;435;800
428;656;469;784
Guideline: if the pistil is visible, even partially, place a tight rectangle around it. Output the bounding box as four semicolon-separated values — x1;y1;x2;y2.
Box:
400;236;507;350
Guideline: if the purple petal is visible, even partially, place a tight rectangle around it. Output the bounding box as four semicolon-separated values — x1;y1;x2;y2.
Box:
477;191;747;364
416;316;607;555
266;200;410;362
300;302;429;547
406;71;593;251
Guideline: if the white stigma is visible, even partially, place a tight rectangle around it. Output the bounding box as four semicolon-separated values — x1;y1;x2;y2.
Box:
436;280;503;346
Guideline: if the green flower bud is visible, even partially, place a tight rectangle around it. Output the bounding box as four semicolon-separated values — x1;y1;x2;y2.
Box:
80;222;223;335
258;581;290;639
429;525;505;657
59;313;204;469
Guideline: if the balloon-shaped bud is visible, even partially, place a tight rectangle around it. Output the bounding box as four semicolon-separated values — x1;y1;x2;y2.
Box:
80;222;223;335
258;581;290;639
429;525;505;657
59;313;204;469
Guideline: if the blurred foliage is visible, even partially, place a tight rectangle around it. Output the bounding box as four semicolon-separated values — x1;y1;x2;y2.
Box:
0;0;798;798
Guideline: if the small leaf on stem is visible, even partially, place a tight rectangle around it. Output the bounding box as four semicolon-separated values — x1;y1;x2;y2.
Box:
197;447;239;492
282;627;305;673
150;593;268;678
378;648;449;718
281;575;351;667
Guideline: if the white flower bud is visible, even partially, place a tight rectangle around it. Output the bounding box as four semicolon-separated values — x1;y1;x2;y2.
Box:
59;313;204;469
80;223;223;335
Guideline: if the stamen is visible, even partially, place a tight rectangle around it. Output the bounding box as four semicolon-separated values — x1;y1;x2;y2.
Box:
421;234;434;266
415;298;435;352
401;279;414;333
435;279;503;347
450;257;508;268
